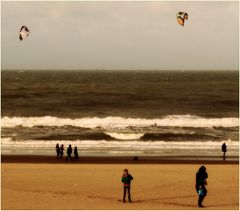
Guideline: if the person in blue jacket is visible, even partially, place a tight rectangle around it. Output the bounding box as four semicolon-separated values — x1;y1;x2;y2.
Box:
196;166;208;207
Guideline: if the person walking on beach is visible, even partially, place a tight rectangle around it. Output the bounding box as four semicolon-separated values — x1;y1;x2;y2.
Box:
66;145;73;161
60;144;64;159
56;143;60;158
121;169;133;203
196;166;208;208
74;146;79;161
221;142;227;160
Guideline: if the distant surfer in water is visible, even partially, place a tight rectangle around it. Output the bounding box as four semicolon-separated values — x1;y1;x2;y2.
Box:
121;169;133;202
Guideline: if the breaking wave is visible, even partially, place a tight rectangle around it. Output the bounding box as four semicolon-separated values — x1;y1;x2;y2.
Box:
15;132;224;142
2;115;239;128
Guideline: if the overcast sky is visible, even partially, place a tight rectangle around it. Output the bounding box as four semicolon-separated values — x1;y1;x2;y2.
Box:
1;1;239;70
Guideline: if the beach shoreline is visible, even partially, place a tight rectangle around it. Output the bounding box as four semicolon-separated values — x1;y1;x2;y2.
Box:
1;154;239;164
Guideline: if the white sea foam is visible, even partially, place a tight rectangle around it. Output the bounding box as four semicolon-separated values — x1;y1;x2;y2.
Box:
1;115;239;128
1;138;238;149
105;132;144;140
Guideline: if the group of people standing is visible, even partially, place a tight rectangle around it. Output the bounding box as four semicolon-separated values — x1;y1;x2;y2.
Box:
55;143;79;161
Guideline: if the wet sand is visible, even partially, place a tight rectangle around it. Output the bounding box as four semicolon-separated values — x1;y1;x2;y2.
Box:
1;154;239;164
1;155;239;210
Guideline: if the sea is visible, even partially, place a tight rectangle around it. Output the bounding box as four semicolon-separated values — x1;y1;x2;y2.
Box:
1;70;239;159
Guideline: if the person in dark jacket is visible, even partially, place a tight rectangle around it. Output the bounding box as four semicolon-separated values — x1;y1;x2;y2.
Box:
65;145;73;161
221;142;227;160
60;144;64;158
121;169;133;202
56;143;60;158
74;146;79;161
196;166;208;207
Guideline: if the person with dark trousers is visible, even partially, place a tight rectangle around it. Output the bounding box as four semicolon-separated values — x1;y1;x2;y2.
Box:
196;166;208;208
56;143;60;158
221;142;227;160
60;144;64;159
74;146;79;161
65;145;73;161
121;169;133;203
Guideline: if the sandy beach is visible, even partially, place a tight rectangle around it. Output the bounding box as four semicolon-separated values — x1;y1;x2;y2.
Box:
1;156;239;210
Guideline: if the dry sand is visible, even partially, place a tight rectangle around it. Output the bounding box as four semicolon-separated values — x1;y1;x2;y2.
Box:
1;156;239;210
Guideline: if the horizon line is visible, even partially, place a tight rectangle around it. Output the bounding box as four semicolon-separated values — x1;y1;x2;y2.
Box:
1;69;239;72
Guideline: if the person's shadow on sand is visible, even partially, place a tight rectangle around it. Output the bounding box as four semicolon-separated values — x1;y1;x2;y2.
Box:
131;195;195;203
206;203;239;208
91;194;195;204
89;194;238;209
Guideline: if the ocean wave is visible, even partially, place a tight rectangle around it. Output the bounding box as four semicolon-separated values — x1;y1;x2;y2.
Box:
1;115;239;129
34;133;114;141
141;133;221;141
28;132;223;142
1;129;235;142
